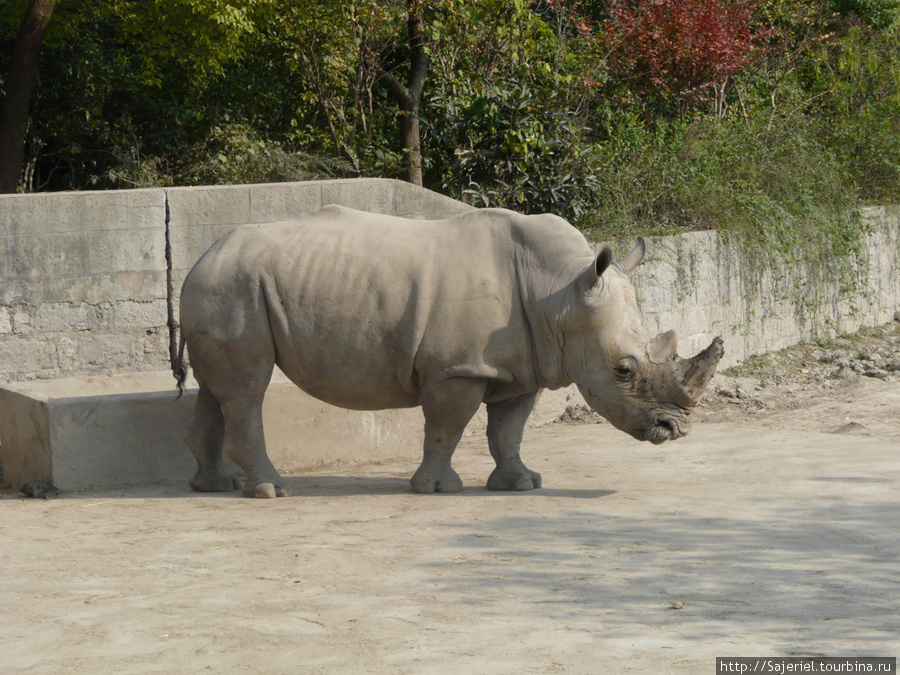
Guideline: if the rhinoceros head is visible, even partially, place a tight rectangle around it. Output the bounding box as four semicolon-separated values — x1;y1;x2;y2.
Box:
560;238;724;444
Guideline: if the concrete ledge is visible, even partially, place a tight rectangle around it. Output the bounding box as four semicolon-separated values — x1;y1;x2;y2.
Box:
0;371;427;491
0;369;588;491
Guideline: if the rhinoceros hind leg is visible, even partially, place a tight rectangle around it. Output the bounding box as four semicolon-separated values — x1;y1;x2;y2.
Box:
187;386;242;492
485;392;542;491
411;378;486;494
219;397;290;498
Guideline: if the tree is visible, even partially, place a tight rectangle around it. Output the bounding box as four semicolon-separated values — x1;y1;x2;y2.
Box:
376;1;427;186
0;0;56;193
1;0;275;191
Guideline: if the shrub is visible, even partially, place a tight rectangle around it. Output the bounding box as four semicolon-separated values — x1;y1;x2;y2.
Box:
585;110;865;292
602;0;769;117
106;124;354;188
425;75;604;223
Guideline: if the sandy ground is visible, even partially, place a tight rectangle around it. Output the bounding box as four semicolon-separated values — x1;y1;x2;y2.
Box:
1;325;899;673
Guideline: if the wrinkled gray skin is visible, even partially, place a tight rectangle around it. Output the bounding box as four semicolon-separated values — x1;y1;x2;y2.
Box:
175;205;723;498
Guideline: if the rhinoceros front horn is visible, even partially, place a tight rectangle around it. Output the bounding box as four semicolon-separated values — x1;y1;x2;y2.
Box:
674;337;725;406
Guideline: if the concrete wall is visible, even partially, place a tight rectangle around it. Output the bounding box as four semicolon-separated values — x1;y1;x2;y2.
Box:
632;206;900;368
0;189;169;382
0;179;472;383
1;181;898;383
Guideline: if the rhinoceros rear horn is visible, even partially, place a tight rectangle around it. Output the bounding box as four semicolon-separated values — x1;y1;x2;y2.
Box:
676;337;725;405
647;330;678;363
618;237;646;276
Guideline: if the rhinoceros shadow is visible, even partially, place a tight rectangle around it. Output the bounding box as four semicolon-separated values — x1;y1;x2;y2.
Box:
280;475;615;499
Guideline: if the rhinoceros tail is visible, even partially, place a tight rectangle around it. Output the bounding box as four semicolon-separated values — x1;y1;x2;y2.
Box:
172;329;188;400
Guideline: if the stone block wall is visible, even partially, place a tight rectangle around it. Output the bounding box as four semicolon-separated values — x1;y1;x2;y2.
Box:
0;189;169;382
632;206;900;368
0;179;472;383
0;179;897;382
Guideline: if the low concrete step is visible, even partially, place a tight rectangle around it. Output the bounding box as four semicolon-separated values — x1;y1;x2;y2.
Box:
0;370;424;491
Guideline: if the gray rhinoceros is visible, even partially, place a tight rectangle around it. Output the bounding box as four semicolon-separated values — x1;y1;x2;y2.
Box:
174;205;723;498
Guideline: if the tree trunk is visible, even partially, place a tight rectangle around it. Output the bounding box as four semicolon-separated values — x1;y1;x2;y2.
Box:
400;110;423;188
0;0;56;194
376;4;427;187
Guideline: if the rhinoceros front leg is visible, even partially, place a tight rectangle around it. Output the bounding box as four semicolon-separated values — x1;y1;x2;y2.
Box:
486;391;542;491
411;378;487;494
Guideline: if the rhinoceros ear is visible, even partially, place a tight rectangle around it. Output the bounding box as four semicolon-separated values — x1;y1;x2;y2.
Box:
618;237;646;276
579;243;614;293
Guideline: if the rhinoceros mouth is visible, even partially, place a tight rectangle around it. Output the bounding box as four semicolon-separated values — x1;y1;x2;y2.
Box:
643;414;687;444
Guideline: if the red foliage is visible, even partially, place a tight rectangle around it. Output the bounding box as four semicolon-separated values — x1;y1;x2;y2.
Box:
602;0;768;114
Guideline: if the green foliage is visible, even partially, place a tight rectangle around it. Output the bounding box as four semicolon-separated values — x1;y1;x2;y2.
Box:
829;0;900;29
805;19;900;202
423;0;603;222
1;0;898;302
427;75;603;222
272;0;405;174
116;0;271;87
585;110;869;303
106;124;354;188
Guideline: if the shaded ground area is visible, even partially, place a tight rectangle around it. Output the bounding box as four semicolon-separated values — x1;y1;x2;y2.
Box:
1;323;898;673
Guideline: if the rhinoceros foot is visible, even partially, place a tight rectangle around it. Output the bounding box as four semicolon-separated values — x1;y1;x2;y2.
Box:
410;464;463;493
242;482;290;499
189;467;242;493
487;462;542;491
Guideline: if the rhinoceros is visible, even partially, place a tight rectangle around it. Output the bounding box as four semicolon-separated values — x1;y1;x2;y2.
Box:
174;205;723;498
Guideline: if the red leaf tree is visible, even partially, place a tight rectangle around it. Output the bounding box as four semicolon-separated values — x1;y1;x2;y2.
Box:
603;0;768;117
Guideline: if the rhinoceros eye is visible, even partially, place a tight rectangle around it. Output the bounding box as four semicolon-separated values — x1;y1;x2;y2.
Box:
614;358;636;382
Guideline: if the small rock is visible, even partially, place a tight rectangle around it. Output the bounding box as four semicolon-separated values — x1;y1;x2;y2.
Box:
21;481;60;499
669;600;685;610
893;309;900;323
831;351;852;368
863;368;890;380
556;404;604;424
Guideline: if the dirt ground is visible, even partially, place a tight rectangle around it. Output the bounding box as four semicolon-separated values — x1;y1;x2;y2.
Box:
1;323;899;673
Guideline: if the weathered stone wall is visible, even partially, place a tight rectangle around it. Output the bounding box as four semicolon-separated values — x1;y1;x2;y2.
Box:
0;179;472;383
1;180;897;382
632;206;900;368
0;189;169;382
